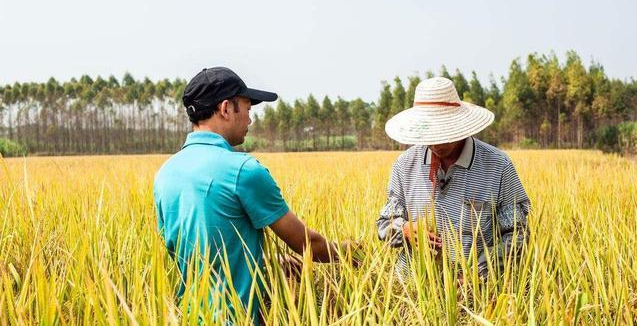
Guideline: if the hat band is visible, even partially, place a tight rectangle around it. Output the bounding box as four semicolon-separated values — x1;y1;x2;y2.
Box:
414;101;461;107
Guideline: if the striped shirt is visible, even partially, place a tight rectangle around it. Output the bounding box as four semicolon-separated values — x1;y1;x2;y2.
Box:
377;137;530;277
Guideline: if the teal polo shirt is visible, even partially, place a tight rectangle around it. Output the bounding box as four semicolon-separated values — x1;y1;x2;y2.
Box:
153;131;289;323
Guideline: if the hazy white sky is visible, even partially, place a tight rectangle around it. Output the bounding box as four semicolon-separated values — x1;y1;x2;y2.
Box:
1;0;635;106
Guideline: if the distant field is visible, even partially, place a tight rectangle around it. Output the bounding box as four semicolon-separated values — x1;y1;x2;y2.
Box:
1;150;636;325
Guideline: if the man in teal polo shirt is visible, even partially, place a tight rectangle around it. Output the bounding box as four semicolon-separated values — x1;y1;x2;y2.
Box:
153;67;351;324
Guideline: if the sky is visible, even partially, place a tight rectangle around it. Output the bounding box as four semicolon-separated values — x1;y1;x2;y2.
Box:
1;0;635;110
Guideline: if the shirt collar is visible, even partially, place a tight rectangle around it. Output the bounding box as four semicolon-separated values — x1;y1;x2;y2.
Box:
424;137;475;169
182;131;234;151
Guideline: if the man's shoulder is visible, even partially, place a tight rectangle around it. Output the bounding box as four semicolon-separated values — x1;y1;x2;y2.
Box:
236;155;281;195
186;145;253;166
154;152;182;183
473;138;512;165
238;154;267;174
155;147;253;183
224;150;254;167
396;145;426;165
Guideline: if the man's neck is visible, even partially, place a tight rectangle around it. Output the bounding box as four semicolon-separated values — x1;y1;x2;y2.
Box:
193;122;225;136
439;139;465;172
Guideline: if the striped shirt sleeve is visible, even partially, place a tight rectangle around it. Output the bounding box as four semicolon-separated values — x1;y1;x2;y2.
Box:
377;158;409;248
497;160;530;246
478;159;530;275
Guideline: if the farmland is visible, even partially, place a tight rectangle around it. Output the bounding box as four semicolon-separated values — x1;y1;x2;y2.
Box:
1;150;636;325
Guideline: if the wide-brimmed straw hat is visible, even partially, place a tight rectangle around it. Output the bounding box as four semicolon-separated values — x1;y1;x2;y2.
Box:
385;77;494;145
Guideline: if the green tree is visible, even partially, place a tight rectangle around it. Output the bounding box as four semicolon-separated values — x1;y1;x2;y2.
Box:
0;138;27;157
589;62;612;123
388;77;406;149
122;72;135;87
468;71;485;106
334;97;350;149
319;96;336;149
546;54;566;148
502;58;533;143
262;104;278;147
440;65;452;80
291;99;306;150
251;113;263;139
306;94;320;150
372;82;392;149
609;79;631;121
481;96;500;144
526;53;548;144
453;69;470;100
1;50;636;155
404;75;421;109
389;77;406;116
107;75;120;88
485;74;502;104
351;98;370;149
564;51;592;148
277;100;292;150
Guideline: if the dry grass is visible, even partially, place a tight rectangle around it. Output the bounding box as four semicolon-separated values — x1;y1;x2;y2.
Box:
0;150;636;325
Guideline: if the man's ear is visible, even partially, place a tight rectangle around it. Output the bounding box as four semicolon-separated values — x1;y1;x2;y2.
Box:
218;100;230;120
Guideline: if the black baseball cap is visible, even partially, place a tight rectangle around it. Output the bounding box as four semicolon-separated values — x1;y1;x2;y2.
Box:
182;67;278;113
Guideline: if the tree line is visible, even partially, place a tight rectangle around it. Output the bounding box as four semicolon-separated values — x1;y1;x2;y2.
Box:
0;74;190;155
250;51;637;152
1;50;637;156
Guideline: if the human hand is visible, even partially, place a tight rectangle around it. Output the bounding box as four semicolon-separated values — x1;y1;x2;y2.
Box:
278;253;303;281
402;222;442;251
457;273;465;286
339;240;363;268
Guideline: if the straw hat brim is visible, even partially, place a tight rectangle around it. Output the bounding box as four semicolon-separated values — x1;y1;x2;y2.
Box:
385;101;494;145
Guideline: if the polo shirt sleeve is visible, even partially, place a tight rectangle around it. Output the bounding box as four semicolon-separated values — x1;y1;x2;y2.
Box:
478;159;531;276
494;160;530;261
236;158;290;229
377;157;409;248
497;159;531;221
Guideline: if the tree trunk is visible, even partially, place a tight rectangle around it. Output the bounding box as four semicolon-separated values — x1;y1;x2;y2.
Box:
577;115;583;149
341;126;346;150
557;101;561;149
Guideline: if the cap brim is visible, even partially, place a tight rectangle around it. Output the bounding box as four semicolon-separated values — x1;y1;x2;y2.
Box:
238;88;278;105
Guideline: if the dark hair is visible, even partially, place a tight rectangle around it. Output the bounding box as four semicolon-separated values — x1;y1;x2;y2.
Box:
187;97;240;125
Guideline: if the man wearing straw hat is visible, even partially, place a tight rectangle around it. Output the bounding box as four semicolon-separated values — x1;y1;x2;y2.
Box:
377;77;530;282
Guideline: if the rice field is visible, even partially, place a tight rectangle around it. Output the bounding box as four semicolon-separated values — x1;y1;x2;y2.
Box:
1;150;636;325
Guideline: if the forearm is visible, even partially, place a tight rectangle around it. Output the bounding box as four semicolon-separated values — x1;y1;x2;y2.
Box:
476;236;522;276
270;211;341;263
478;204;529;275
378;160;408;248
280;224;338;262
498;202;529;255
307;229;339;262
377;216;407;248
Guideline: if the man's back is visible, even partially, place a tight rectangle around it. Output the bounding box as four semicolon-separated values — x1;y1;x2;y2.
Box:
155;67;349;323
153;131;289;320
